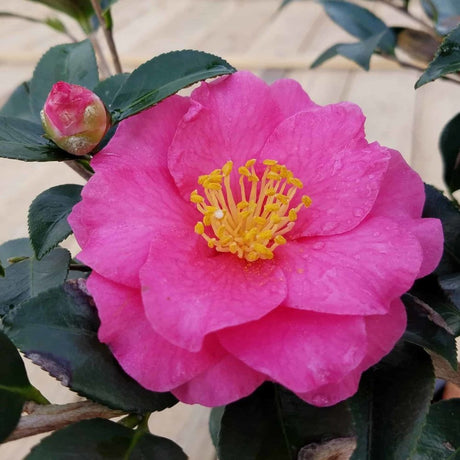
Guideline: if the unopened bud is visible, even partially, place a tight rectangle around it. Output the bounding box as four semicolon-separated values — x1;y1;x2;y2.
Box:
41;81;110;156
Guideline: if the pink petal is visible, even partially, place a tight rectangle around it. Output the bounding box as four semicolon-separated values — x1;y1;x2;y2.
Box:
168;71;284;199
275;216;423;315
139;232;287;352
369;149;425;220
219;307;367;394
172;354;265;406
295;299;407;406
87;273;223;391
269;78;318;118
259;106;390;237
69;164;197;288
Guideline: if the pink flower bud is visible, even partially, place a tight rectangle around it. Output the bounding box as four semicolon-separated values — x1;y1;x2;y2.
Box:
41;81;110;156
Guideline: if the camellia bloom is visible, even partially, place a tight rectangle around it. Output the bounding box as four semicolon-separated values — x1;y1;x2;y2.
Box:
41;81;110;156
69;72;443;407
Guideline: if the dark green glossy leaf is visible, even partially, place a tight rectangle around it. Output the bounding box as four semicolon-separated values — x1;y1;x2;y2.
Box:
312;30;390;70
416;25;460;88
0;331;28;442
0;239;34;267
28;184;83;259
440;113;460;194
413;399;460;459
110;50;236;122
0;81;35;122
94;73;130;110
439;273;460;311
0;247;70;317
411;276;460;337
423;185;460;275
30;40;99;117
350;343;434;459
421;0;460;34
0;116;73;161
26;418;187;460
402;293;457;368
319;0;395;54
209;406;225;448
216;383;353;460
2;283;177;413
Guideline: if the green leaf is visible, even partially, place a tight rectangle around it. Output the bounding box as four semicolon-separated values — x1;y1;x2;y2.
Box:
28;184;83;259
110;50;236;122
26;418;187;459
312;30;390;70
0;261;4;278
413;399;460;458
439;273;460;311
440;113;460;194
350;343;434;459
94;73;130;110
319;0;395;54
402;293;457;369
415;25;460;88
423;185;460;275
0;247;70;317
215;383;353;460
421;0;460;35
0;116;74;162
30;40;99;117
0;81;35;122
209;406;225;448
0;330;30;442
0;239;34;267
2;283;177;413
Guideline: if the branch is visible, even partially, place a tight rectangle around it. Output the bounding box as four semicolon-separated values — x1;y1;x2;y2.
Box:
89;33;112;79
89;0;122;74
64;160;93;181
5;401;124;442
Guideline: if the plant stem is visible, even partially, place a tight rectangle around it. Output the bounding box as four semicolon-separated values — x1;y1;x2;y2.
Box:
64;160;93;181
379;0;434;32
90;0;122;74
5;401;124;442
69;263;92;272
89;33;112;78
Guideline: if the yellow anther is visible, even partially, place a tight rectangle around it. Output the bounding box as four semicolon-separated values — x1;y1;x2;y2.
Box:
264;203;281;212
190;190;204;204
288;177;303;189
274;235;287;245
238;166;251;177
267;172;282;181
194;222;204;235
270;214;282;224
192;159;311;262
302;195;312;208
275;193;290;205
222;161;233;176
288;209;298;222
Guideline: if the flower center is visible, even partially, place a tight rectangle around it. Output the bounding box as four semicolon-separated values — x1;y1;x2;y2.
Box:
190;159;312;262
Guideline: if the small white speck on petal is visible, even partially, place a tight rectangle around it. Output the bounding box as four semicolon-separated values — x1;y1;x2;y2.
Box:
214;209;224;219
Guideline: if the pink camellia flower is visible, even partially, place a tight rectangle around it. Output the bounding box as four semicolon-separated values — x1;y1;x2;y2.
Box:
68;72;443;407
41;81;110;156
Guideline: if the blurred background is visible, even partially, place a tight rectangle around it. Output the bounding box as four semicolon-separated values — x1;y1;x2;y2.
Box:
1;0;459;458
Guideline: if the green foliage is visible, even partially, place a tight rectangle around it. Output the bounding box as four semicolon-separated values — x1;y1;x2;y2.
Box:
440;113;460;195
421;0;460;35
25;418;187;459
350;343;434;459
28;184;83;259
94;73;130;109
213;383;353;460
0;239;34;267
402;293;457;368
413;399;460;458
2;283;177;413
0;117;73;162
30;40;99;117
0;247;70;317
0;82;35;122
416;25;460;88
109;50;236;122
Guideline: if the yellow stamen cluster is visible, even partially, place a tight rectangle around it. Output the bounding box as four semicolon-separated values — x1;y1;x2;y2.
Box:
190;159;312;262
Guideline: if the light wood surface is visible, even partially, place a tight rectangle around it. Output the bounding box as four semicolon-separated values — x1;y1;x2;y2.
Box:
1;1;458;459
